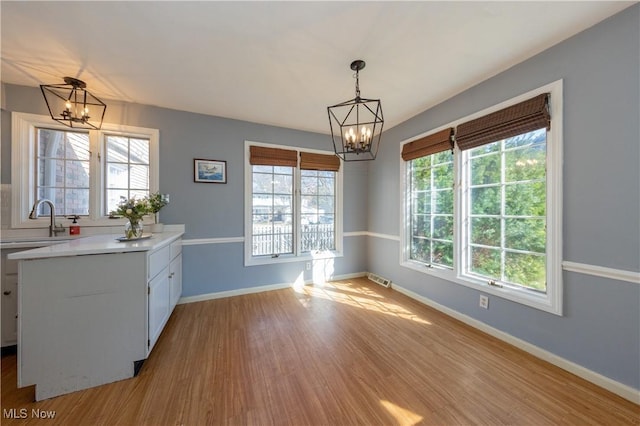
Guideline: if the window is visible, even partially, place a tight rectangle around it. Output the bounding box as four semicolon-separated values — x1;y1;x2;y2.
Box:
105;135;151;214
245;142;342;266
408;151;454;268
401;81;562;314
36;128;91;216
12;112;159;228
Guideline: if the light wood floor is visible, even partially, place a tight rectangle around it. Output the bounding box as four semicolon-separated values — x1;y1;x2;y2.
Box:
2;277;638;425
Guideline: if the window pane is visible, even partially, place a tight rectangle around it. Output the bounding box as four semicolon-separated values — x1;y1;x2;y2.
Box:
432;162;453;189
471;153;500;185
107;163;129;189
107;190;129;214
470;186;500;215
505;145;546;182
469;141;500;156
505;182;546;216
130;165;149;190
505;252;546;291
253;172;273;193
414;191;430;215
505;218;546;253
65;161;90;188
412;214;431;237
106;136;128;162
433;216;453;240
38;129;66;158
434;189;453;214
273;174;293;194
471;217;501;247
66;133;90;161
130;139;149;163
432;241;453;267
65;189;90;215
470;247;501;279
411;237;430;263
504;128;546;149
38;159;63;187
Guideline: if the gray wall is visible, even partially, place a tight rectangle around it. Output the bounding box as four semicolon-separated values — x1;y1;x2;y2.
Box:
1;83;369;295
367;5;639;390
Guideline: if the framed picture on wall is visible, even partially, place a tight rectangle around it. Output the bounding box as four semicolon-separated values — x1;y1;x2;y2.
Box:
194;158;227;184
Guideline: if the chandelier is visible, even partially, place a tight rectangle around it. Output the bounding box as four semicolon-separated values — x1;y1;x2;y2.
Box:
327;60;384;161
40;77;106;130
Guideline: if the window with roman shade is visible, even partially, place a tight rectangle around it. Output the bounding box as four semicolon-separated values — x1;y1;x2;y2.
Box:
245;142;343;266
400;81;563;315
403;128;455;268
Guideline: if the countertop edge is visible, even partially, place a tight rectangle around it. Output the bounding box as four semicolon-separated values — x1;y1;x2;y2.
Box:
7;232;184;260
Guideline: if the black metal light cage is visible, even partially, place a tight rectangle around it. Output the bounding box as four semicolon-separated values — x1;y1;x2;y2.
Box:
327;60;384;162
40;77;106;130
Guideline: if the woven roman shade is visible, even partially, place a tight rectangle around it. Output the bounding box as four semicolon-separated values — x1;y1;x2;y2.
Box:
299;152;341;172
249;146;297;166
401;128;454;161
455;93;550;151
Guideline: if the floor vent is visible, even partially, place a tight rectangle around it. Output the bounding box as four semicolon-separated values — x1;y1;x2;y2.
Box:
368;273;391;288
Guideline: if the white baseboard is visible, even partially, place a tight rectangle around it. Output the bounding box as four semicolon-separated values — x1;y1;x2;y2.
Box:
177;272;367;305
392;283;640;405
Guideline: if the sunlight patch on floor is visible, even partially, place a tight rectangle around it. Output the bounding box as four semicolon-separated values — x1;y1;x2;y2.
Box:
380;399;424;425
299;281;432;325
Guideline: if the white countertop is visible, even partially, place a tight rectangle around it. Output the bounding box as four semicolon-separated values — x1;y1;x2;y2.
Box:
7;232;184;260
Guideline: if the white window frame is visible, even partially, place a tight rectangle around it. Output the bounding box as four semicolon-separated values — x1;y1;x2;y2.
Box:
11;112;159;229
244;140;343;266
400;80;563;315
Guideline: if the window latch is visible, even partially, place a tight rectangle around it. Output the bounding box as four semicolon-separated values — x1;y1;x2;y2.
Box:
271;254;280;258
488;280;503;288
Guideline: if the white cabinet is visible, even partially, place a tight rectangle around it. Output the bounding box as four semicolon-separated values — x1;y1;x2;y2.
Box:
1;251;19;347
15;233;183;400
148;266;171;353
169;239;182;309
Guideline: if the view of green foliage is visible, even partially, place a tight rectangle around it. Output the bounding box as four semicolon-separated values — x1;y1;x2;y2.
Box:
409;128;547;291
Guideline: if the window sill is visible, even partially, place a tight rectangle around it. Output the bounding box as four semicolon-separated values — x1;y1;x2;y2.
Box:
245;249;343;267
400;260;562;316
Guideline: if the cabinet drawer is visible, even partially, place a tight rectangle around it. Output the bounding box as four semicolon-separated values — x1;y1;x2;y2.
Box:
148;245;170;280
170;239;182;259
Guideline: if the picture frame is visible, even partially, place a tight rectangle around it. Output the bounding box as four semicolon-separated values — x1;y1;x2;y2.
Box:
194;158;227;184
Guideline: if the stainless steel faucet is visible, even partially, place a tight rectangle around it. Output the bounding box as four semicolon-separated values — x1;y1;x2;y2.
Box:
29;199;65;237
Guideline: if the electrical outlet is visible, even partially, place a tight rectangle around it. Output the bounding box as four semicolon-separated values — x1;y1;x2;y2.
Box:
479;295;489;309
305;262;311;271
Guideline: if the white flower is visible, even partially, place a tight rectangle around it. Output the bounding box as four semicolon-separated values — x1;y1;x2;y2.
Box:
126;208;133;215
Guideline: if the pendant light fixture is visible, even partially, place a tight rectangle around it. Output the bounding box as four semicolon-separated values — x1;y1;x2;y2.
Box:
327;60;384;161
40;77;107;130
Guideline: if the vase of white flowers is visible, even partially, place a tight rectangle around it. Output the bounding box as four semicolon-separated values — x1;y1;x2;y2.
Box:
111;196;150;239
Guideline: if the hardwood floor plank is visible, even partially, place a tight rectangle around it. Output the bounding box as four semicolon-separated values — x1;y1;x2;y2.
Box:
2;277;638;425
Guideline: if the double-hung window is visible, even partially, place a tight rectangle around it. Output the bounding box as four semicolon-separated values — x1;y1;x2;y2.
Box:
402;81;562;314
245;142;342;266
11;112;159;228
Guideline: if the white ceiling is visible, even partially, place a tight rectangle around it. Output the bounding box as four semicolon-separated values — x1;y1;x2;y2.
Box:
1;1;635;134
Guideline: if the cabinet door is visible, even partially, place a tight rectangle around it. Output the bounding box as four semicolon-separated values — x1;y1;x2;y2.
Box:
1;273;18;346
148;266;170;353
169;255;182;310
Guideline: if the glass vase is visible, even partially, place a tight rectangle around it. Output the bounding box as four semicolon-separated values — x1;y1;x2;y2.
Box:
124;219;144;240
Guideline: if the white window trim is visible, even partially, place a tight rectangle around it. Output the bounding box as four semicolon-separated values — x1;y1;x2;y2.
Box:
244;140;344;266
11;112;159;229
400;80;563;315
